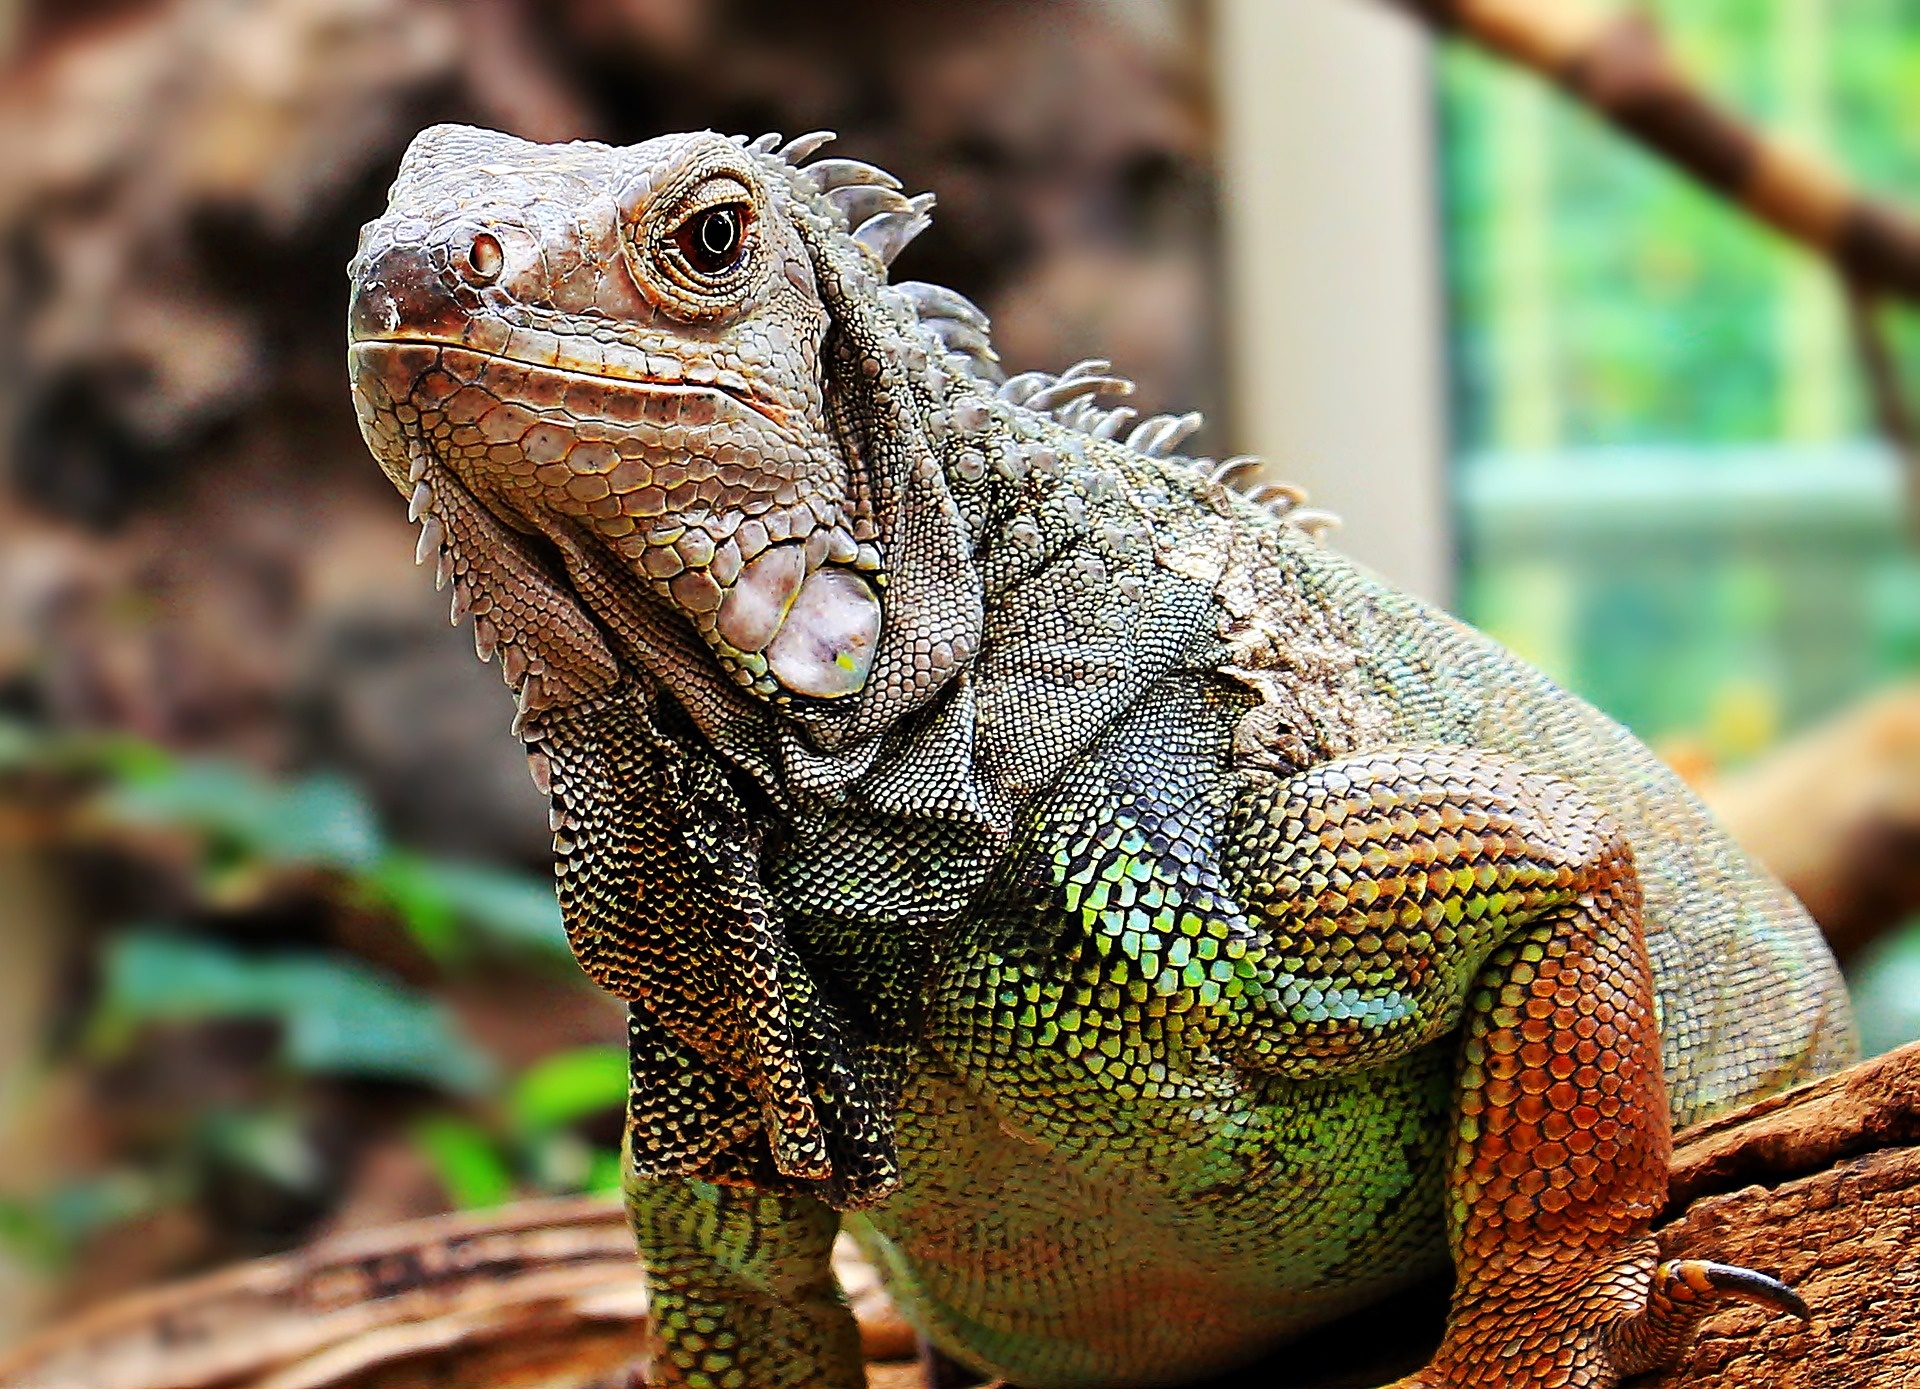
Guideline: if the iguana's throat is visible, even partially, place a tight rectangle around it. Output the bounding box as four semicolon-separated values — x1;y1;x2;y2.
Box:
532;681;905;1207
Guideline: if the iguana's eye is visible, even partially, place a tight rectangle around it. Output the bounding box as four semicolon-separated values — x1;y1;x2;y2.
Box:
623;166;761;315
672;204;749;276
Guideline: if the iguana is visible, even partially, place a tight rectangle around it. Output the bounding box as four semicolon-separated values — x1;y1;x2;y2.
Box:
346;125;1857;1388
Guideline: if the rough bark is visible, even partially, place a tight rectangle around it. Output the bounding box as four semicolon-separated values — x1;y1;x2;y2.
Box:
1643;1040;1920;1388
4;1043;1917;1389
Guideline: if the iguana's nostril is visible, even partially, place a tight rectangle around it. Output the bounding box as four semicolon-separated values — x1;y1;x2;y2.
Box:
460;231;504;285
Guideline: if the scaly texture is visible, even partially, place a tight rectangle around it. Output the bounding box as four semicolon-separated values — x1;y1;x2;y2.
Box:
347;126;1857;1388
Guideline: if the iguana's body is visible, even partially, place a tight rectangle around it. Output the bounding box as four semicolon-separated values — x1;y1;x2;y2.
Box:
347;127;1855;1388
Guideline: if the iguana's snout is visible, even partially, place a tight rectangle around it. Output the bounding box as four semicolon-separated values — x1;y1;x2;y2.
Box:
348;124;887;709
345;233;476;352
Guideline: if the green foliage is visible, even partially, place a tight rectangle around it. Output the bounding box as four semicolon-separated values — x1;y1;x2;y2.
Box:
0;721;172;780
368;852;570;962
510;1044;628;1133
94;930;491;1094
104;759;383;874
413;1114;518;1208
0;719;613;1273
1442;0;1920;454
1443;4;1920;757
67;733;570;963
199;1108;329;1195
411;1046;628;1210
0;1173;163;1272
1849;918;1920;1057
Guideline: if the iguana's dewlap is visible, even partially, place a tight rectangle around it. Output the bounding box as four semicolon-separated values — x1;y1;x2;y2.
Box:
349;125;1856;1388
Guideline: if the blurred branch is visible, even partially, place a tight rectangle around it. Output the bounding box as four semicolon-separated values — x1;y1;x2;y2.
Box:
9;1047;1920;1389
1382;0;1920;306
1706;681;1920;965
0;1196;645;1389
1845;286;1920;536
0;1195;919;1389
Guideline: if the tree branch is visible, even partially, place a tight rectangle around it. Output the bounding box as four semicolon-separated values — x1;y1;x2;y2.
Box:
7;1046;1918;1388
1382;0;1920;306
1845;284;1920;538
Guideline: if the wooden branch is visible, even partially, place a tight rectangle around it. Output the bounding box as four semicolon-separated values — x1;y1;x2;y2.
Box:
1381;0;1920;306
1646;1040;1920;1386
0;1193;915;1389
5;1043;1917;1389
1704;682;1920;965
0;1195;650;1389
1846;285;1920;540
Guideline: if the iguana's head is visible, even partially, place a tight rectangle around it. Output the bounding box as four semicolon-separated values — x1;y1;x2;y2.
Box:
349;126;1013;1205
348;125;985;752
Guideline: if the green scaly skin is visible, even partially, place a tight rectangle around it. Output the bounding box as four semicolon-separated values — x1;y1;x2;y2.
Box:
346;126;1857;1388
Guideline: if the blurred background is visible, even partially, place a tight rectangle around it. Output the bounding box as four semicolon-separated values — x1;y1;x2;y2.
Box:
1;0;1917;1351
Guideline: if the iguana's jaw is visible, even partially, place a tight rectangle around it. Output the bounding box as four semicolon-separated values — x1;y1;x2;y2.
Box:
346;125;885;715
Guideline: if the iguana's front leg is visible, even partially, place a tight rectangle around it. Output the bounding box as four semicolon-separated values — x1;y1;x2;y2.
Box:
628;1176;864;1388
534;685;895;1387
1224;749;1803;1388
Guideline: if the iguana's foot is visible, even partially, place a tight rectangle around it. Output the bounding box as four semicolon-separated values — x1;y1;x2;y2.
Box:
1374;796;1804;1388
1386;1250;1808;1387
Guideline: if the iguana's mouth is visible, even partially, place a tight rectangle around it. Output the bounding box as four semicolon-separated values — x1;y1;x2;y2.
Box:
350;337;886;709
348;337;794;431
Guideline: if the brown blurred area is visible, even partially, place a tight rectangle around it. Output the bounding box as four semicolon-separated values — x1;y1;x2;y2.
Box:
0;0;1219;1342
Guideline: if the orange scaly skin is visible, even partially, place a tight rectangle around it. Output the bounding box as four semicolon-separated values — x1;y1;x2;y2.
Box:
346;126;1854;1387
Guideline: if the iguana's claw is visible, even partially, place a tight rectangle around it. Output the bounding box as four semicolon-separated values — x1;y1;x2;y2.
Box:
1608;1257;1809;1378
1385;1253;1809;1388
1651;1258;1809;1322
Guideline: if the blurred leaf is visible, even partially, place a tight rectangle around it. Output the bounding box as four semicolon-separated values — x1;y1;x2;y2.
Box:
510;1045;626;1133
1848;917;1920;1057
268;774;386;870
527;1131;598;1192
368;852;569;961
0;719;171;780
0;1172;163;1270
0;1199;64;1269
97;930;490;1093
104;761;384;872
414;1115;515;1208
85;732;179;783
364;853;460;960
201;1109;325;1194
6;725;567;966
585;1147;624;1194
0;719;38;772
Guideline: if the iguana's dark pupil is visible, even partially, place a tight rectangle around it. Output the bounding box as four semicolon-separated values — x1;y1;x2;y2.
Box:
685;206;742;273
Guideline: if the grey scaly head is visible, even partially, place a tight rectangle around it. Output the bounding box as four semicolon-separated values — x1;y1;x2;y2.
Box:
346;125;1322;1206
